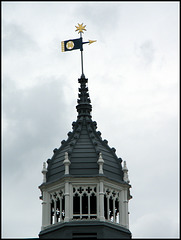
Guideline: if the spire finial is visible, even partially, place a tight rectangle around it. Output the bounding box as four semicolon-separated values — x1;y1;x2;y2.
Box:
123;161;130;183
41;162;47;183
97;152;104;174
75;23;86;34
63;152;71;175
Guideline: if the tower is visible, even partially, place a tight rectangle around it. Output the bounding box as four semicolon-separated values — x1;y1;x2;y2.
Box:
38;24;132;239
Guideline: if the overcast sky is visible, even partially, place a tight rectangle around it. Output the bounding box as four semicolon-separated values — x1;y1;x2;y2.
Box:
2;1;179;238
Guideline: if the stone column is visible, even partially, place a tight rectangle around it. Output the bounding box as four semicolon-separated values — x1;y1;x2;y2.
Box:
99;181;105;221
41;191;50;230
120;189;126;227
124;189;129;229
69;184;73;220
64;181;70;222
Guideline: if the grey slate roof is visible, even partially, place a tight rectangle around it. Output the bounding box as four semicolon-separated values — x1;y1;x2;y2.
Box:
46;75;124;184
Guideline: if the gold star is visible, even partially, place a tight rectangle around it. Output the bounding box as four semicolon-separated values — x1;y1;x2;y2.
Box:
75;23;86;34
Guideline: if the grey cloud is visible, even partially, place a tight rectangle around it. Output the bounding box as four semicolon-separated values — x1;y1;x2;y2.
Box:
2;75;78;237
131;210;179;238
73;2;121;38
3;76;72;177
2;21;38;54
135;40;155;65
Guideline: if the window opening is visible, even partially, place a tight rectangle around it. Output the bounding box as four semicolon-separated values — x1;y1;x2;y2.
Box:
104;188;120;224
73;186;97;220
62;196;65;220
50;200;54;224
56;198;60;222
115;198;119;223
90;193;96;214
73;193;80;215
50;189;65;225
104;194;108;219
82;193;88;214
109;196;113;221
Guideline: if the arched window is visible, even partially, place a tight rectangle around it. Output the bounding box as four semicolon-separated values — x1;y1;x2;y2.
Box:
73;186;97;220
104;188;120;224
50;189;65;225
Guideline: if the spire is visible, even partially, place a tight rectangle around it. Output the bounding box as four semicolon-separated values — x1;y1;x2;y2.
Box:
76;75;92;118
61;23;96;119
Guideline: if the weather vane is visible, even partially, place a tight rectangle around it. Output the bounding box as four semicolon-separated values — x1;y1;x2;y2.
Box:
61;23;96;77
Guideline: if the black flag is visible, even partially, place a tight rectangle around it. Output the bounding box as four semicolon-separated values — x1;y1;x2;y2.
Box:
61;38;82;52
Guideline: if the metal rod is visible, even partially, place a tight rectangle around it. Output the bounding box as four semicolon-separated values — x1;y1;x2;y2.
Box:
81;50;84;77
80;32;84;77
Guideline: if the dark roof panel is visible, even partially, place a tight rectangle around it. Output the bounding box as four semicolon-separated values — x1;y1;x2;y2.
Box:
46;115;124;183
46;76;124;184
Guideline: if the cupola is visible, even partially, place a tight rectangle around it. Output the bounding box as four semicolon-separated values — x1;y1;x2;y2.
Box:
38;24;132;239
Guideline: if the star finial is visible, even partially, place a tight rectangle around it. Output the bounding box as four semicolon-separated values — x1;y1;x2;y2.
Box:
75;23;86;34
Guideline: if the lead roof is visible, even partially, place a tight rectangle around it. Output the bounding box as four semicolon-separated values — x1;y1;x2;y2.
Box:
46;75;125;184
